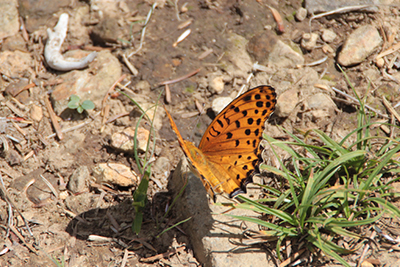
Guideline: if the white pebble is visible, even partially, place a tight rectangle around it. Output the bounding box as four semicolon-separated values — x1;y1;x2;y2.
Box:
321;29;337;43
295;7;307;21
301;33;318;51
212;97;233;114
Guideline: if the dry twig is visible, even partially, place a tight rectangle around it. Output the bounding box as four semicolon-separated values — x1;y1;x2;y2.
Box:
331;87;388;118
43;95;63;140
158;68;200;86
309;5;377;27
140;246;185;262
266;5;284;33
382;96;400;123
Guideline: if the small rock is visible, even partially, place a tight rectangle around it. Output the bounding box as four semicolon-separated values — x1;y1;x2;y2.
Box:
208;76;225;94
68;166;91;194
1;33;28;52
295;7;307;21
135;80;151;92
321;29;337;43
4;80;29;97
322;44;335;55
301;33;318;51
136;128;150;152
337;25;382;66
0;0;19;39
224;33;253;78
275;89;298;117
153;157;171;177
375;57;385;68
306;93;337;122
0;51;33;77
6;149;22;166
306;93;336;110
92;163;138;187
212;97;233;114
248;32;304;68
310;109;330;122
305;0;377;14
111;127;150;153
19;0;71;33
270;40;304;68
247;31;278;65
64;193;95;214
30;104;43;121
59;191;69;200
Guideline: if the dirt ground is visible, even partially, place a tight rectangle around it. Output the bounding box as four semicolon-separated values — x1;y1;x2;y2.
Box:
1;0;400;266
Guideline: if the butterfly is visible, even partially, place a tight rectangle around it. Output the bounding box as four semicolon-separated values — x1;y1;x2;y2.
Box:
165;85;277;200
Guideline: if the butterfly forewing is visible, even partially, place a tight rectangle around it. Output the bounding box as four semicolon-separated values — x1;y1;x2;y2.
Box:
199;86;277;152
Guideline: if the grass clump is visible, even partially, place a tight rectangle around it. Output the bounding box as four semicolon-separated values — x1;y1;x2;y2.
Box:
224;77;400;266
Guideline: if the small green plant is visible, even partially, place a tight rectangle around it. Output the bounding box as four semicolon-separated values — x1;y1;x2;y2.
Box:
120;90;160;235
67;95;95;114
121;90;191;237
222;71;400;266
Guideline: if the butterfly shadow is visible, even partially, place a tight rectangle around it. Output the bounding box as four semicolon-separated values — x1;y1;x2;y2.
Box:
65;187;188;256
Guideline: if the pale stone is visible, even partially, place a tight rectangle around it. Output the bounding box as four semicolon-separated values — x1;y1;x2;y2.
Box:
92;163;138;187
30;104;43;122
212;97;233;114
301;33;318;51
295;7;307;21
322;44;335;55
111;127;150;153
275;89;298;117
209;76;225;94
337;25;382;66
321;29;337;43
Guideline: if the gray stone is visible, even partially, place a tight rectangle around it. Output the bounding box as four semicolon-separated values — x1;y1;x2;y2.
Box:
295;7;307;21
223;33;253;78
307;93;336;110
275;89;298;117
168;158;272;267
18;0;71;33
1;33;27;52
337;25;382;66
321;29;337;43
91;15;129;44
305;0;377;14
247;31;303;68
68;166;90;194
268;40;304;68
301;33;319;51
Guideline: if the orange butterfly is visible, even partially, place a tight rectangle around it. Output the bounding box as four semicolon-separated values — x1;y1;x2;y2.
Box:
165;85;277;200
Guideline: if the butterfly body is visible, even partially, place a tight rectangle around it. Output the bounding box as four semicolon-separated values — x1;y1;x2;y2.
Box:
165;85;277;200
